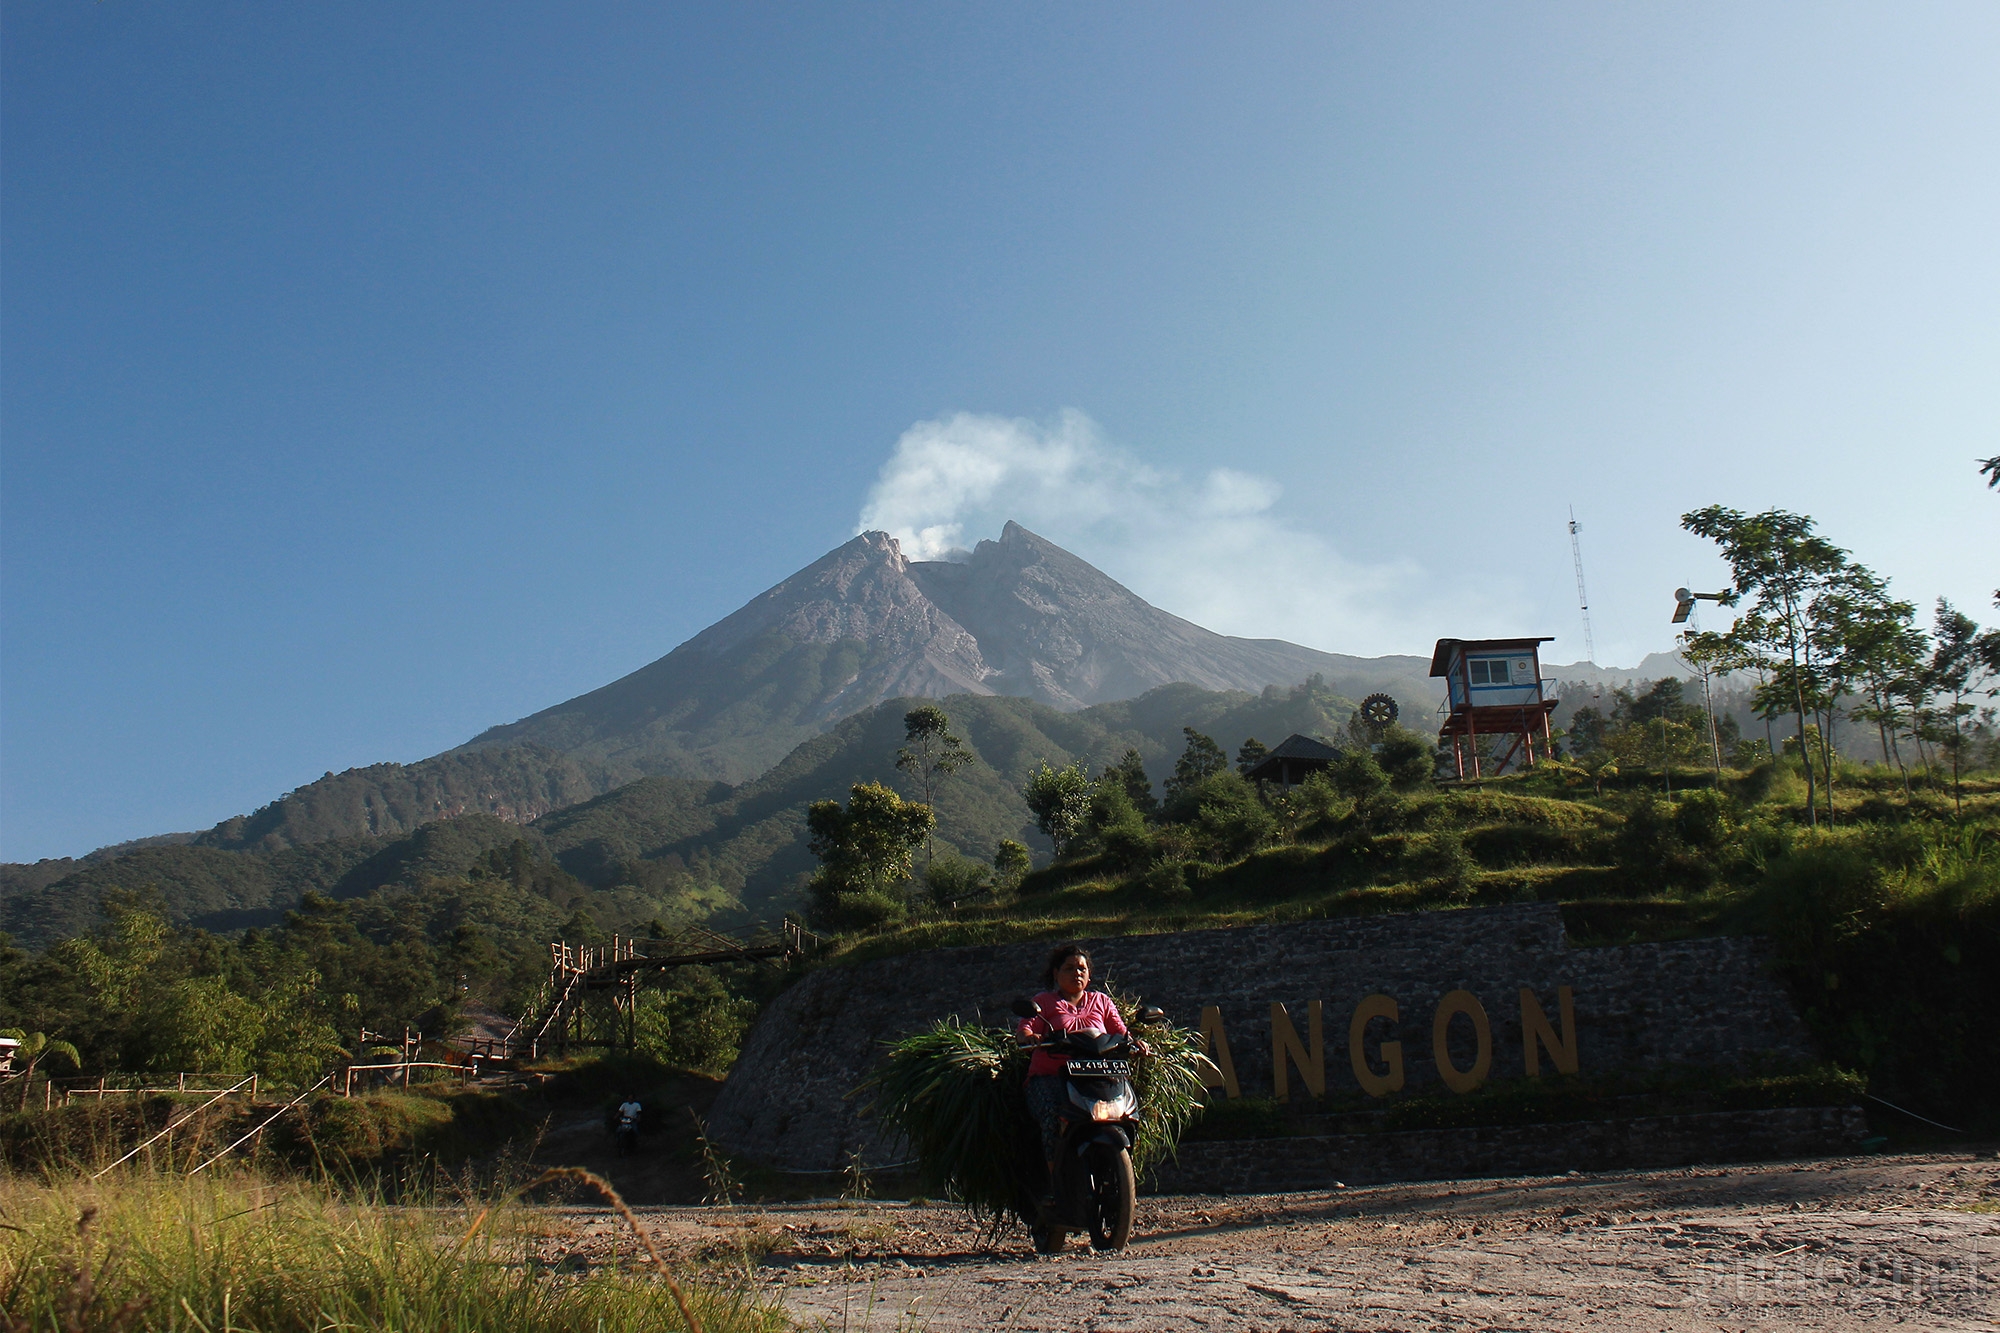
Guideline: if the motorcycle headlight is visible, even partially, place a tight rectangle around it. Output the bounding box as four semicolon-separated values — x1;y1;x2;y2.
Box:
1090;1095;1134;1121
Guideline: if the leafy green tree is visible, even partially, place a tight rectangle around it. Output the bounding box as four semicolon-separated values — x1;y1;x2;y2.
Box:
1084;779;1153;867
1234;738;1269;776
1924;600;1991;816
1564;704;1611;760
1023;762;1094;860
1674;630;1733;777
152;976;266;1074
1102;748;1158;816
991;839;1032;888
805;782;935;928
896;705;971;869
1162;728;1227;803
632;971;756;1075
1681;506;1853;826
1814;572;1924;800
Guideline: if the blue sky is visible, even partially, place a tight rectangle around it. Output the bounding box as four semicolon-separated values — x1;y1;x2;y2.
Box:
4;4;1996;861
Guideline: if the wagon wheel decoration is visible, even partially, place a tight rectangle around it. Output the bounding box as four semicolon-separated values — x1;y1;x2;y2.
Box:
1359;693;1399;733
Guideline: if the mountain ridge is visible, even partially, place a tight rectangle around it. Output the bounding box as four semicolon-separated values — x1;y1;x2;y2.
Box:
12;522;1685;865
459;521;1422;772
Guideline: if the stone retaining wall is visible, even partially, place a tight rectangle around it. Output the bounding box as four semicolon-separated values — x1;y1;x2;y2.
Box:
1148;1106;1868;1192
709;903;1817;1175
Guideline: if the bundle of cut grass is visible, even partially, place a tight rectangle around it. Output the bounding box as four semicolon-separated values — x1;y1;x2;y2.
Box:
855;1017;1038;1219
1112;995;1214;1181
858;997;1212;1219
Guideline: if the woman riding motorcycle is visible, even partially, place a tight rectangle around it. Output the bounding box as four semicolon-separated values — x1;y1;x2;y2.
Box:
1013;943;1146;1214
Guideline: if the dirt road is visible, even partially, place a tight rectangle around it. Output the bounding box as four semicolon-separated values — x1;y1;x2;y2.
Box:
553;1152;1999;1331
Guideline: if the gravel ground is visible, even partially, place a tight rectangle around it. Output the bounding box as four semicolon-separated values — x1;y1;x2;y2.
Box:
543;1152;2000;1331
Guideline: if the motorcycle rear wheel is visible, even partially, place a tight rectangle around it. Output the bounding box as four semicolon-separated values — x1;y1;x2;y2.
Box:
1030;1218;1066;1254
1087;1147;1135;1251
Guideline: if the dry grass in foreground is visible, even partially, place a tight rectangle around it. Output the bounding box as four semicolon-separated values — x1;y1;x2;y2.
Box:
0;1167;787;1333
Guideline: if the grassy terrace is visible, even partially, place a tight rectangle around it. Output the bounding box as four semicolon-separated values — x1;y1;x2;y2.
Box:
825;764;2000;960
809;761;2000;1144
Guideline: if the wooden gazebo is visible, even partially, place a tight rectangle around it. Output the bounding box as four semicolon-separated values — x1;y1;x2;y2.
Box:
1243;733;1343;788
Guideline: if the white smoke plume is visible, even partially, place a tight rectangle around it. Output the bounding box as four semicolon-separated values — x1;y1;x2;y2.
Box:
856;410;1503;655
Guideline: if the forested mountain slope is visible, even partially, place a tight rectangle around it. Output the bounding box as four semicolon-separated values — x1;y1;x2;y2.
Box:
3;680;1363;946
8;523;1439;866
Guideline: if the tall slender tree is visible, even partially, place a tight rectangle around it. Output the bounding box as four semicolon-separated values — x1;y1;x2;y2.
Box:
1819;571;1924;801
895;705;970;869
1162;728;1227;803
1682;507;1852;827
1924;600;1990;817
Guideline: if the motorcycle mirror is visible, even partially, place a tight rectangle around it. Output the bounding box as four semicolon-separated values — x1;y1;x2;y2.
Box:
1137;1006;1166;1024
1009;997;1039;1018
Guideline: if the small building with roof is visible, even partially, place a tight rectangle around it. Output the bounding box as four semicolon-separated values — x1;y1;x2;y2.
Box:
1242;733;1343;789
1430;637;1558;778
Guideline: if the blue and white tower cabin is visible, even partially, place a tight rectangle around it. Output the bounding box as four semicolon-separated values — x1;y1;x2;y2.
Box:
1430;637;1558;779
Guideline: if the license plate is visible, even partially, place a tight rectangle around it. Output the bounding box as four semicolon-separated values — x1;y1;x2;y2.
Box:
1067;1059;1131;1076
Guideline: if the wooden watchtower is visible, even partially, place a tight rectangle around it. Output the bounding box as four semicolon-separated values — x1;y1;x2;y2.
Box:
1431;637;1558;779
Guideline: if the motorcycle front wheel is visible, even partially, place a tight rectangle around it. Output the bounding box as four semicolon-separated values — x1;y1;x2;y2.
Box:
1087;1146;1135;1252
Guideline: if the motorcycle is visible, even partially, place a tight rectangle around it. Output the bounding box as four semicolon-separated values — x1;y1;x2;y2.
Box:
1009;997;1163;1254
606;1104;642;1158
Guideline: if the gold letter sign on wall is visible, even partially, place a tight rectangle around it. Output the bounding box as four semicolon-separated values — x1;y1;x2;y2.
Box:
1270;1001;1325;1102
1520;986;1579;1076
1348;994;1404;1097
1431;990;1493;1093
1198;1005;1241;1098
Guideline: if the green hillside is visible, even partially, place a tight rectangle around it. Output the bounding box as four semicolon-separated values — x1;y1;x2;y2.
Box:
3;679;1362;949
535;676;1366;920
192;743;626;853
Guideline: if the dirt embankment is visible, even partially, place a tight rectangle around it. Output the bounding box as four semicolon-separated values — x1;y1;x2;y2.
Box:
540;1152;1999;1331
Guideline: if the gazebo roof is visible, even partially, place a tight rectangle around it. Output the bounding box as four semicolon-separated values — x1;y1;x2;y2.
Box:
1429;637;1554;676
1244;733;1343;783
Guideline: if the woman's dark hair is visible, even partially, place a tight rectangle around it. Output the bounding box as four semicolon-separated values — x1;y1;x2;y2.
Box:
1041;943;1091;991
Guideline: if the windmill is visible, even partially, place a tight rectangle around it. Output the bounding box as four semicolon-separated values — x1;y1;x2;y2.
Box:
1671;587;1727;625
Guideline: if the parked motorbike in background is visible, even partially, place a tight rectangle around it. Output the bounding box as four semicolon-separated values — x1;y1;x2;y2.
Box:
606;1098;643;1157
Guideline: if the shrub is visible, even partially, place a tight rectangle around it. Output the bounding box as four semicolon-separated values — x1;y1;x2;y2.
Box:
924;854;994;908
1082;781;1153;868
1612;794;1717;891
1404;828;1475;897
1138;860;1191;901
1276;770;1348;841
1375;725;1435;790
1672;787;1733;852
1326;749;1390;803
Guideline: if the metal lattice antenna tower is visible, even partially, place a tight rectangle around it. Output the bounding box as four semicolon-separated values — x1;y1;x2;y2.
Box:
1568;507;1597;666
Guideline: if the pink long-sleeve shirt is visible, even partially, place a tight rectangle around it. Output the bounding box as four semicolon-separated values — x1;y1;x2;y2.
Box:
1015;989;1128;1078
